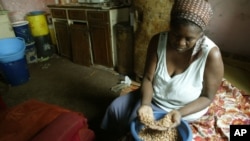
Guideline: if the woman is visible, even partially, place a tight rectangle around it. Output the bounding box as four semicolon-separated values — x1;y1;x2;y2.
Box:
101;0;224;138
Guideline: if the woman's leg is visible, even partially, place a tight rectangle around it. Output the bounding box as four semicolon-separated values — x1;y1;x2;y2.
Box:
101;89;140;136
100;90;167;139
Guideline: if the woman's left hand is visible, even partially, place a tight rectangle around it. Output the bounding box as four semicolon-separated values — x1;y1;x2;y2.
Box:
167;110;182;128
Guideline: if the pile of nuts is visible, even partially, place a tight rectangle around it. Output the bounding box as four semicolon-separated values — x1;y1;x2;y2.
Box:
139;114;181;141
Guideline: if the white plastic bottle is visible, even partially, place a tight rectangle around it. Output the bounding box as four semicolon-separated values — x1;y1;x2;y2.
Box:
55;0;59;4
66;0;70;4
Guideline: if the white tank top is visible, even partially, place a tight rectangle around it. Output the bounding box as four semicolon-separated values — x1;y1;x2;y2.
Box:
152;32;217;112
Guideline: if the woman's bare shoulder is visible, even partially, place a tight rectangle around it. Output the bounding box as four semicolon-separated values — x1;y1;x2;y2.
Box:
205;46;224;74
207;46;223;62
148;33;161;51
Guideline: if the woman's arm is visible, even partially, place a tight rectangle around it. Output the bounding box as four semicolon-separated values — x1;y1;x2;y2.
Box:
137;34;159;127
140;34;159;106
178;47;224;117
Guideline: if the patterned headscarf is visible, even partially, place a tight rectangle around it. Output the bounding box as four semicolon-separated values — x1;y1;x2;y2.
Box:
171;0;213;30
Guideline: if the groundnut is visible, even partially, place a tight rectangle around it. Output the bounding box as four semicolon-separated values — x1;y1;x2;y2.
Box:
139;114;181;141
138;128;179;141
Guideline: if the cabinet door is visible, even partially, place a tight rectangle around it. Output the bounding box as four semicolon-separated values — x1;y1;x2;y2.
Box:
89;23;112;67
70;23;92;66
54;21;72;59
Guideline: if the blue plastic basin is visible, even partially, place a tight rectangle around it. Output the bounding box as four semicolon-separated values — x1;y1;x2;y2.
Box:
0;37;25;63
131;111;193;141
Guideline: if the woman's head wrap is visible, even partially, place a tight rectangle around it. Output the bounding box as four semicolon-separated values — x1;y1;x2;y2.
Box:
171;0;213;30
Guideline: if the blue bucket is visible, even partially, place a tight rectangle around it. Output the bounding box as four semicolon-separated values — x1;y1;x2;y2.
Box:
0;37;26;63
12;21;34;44
0;57;30;86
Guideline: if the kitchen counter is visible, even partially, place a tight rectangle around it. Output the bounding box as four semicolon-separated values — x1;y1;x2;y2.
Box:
47;3;130;10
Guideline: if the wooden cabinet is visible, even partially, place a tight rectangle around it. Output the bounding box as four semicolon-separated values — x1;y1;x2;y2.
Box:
87;11;112;67
48;6;129;68
70;23;91;66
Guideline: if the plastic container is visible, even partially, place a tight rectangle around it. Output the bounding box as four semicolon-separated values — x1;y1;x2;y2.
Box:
0;37;25;63
130;111;193;141
34;34;54;61
0;57;30;86
25;42;37;64
55;0;59;4
26;11;49;36
12;20;34;44
0;13;16;38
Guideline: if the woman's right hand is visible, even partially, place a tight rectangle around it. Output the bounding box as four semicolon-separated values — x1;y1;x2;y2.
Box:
138;106;181;131
137;105;154;124
138;105;168;131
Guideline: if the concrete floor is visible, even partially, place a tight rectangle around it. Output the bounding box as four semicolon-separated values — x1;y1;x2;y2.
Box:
0;55;122;139
1;53;249;140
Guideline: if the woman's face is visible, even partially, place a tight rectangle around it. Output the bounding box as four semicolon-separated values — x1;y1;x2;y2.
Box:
168;24;203;53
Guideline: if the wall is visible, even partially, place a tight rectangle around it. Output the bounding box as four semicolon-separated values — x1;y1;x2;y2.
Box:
0;0;54;22
0;1;3;10
207;0;250;56
133;0;174;78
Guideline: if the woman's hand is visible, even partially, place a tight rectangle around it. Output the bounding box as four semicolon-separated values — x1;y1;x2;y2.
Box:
167;110;181;128
137;105;154;124
148;110;181;131
138;106;181;130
